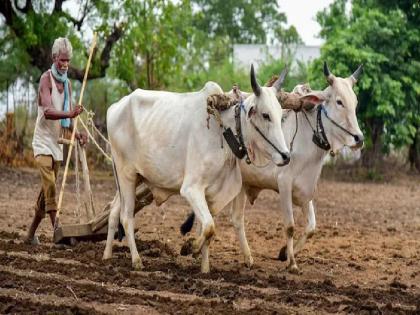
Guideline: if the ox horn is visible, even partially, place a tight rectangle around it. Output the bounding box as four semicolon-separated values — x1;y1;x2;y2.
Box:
323;61;335;85
350;64;363;85
272;67;288;92
250;64;261;97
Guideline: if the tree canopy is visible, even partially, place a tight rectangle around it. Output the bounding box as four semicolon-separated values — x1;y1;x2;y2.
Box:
311;0;420;169
0;0;124;83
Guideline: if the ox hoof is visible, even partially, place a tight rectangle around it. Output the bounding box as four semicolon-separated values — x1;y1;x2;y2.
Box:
180;238;194;256
132;259;144;270
287;264;300;274
102;251;112;260
245;255;254;268
201;264;210;273
102;254;112;260
278;246;288;261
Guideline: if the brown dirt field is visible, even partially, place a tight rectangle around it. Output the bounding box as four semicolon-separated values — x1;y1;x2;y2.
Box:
0;166;419;314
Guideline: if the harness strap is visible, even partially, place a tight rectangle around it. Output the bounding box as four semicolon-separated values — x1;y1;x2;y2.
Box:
289;112;298;152
249;120;289;161
301;104;359;153
316;105;331;150
208;90;289;165
302;109;316;133
235;101;251;164
320;105;359;138
301;106;330;151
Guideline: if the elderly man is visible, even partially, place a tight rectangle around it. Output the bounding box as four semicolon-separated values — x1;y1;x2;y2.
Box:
25;37;86;245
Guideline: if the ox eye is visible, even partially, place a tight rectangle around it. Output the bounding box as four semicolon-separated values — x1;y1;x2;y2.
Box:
336;100;344;107
262;113;271;121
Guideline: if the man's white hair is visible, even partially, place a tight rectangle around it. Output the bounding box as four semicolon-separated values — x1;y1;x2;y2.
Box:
51;37;73;59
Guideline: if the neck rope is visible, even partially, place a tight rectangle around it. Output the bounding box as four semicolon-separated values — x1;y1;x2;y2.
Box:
301;104;359;155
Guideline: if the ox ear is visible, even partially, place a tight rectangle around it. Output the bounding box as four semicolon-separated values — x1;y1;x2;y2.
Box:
248;106;256;119
300;91;326;108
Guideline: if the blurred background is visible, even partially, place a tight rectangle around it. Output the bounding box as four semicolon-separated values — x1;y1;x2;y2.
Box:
0;0;419;178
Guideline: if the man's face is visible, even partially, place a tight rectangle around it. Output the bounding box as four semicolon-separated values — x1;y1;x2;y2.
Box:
54;51;71;74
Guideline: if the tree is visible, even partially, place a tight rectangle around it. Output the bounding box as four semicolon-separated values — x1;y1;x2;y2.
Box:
109;0;194;90
0;0;124;84
166;0;302;92
192;0;300;45
311;0;420;170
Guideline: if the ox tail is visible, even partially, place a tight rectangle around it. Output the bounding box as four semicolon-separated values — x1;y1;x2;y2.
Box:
111;155;126;242
180;212;196;235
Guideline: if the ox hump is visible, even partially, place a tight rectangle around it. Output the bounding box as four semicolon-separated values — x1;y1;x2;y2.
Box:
202;81;223;96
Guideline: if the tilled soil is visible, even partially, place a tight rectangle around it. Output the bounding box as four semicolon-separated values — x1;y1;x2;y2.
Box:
0;166;419;314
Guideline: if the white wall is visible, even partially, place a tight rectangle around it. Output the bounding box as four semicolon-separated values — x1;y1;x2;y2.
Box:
233;44;320;71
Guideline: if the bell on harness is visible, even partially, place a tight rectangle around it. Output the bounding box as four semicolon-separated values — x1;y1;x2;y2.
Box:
312;131;331;151
223;128;247;159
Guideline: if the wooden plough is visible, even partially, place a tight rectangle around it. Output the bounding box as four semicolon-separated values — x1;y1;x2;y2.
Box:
53;180;153;244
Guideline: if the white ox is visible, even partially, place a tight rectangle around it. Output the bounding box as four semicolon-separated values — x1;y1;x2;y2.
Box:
181;62;364;273
103;66;291;273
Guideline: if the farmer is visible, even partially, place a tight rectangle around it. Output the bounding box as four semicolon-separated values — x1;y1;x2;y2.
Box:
25;37;87;245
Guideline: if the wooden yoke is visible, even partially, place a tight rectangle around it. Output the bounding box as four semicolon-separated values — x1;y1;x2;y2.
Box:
55;33;97;228
265;75;315;111
209;77;316;113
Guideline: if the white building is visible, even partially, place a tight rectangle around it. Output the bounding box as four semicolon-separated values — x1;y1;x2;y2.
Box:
233;44;320;71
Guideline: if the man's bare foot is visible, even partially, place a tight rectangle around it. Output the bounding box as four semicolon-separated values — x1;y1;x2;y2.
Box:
23;235;40;246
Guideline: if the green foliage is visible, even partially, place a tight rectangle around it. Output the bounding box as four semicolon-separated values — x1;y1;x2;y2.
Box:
168;57;249;92
312;0;420;166
192;0;293;44
257;56;309;91
109;0;194;90
74;78;131;122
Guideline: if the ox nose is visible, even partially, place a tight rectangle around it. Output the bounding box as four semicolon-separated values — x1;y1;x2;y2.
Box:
354;134;364;147
277;151;290;166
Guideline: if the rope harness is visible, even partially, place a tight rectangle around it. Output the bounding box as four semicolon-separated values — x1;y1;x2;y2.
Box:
207;86;289;166
234;101;251;163
78;110;112;162
301;104;360;155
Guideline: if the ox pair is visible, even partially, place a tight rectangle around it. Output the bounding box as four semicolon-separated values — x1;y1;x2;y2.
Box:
181;63;364;273
103;65;291;272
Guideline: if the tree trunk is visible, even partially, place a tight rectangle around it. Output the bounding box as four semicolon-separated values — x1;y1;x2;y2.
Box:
6;79;9;113
362;118;384;168
408;124;420;173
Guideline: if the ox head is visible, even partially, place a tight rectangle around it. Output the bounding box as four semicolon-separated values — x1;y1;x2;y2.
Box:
300;62;364;154
242;65;290;166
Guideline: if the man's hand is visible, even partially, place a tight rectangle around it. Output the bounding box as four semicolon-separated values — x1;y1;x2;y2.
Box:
76;131;88;146
70;105;84;118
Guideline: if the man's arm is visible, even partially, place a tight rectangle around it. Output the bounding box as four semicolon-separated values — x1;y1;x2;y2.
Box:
39;73;83;120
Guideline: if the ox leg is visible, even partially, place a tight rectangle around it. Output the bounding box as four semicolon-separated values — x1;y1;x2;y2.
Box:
180;185;215;273
278;184;299;273
119;173;143;270
103;193;120;260
195;223;211;273
230;188;253;268
294;201;316;255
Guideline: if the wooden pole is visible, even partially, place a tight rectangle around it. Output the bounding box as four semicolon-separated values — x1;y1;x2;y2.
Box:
91;183;153;233
56;33;97;226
